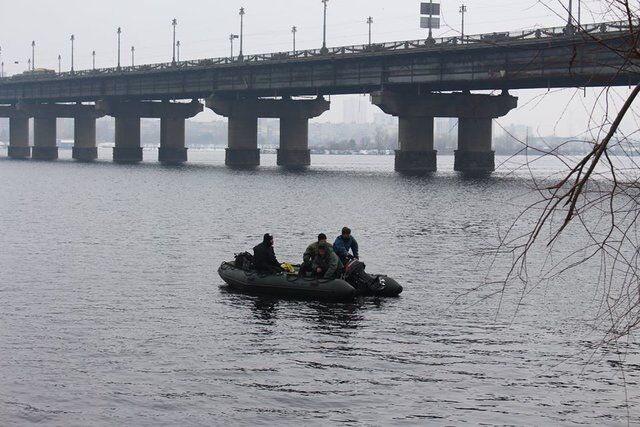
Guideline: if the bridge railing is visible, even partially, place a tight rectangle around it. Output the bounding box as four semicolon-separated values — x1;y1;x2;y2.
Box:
1;19;636;83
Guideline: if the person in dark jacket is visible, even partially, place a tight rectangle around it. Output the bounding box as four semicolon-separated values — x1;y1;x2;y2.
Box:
253;233;282;273
312;243;343;279
333;226;359;264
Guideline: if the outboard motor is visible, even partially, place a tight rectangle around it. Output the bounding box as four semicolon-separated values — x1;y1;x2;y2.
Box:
344;259;386;293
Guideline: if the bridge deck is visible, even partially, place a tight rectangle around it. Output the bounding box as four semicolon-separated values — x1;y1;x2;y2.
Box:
0;20;637;103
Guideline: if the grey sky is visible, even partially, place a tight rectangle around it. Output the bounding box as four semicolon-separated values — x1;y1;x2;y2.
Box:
0;1;632;137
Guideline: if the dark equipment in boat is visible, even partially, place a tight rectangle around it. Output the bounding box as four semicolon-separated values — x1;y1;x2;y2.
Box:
344;259;386;293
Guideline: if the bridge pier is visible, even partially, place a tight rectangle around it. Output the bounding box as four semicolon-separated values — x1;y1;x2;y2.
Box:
12;103;106;162
100;100;203;164
455;118;495;173
226;115;260;166
32;117;58;160
372;90;517;174
73;117;98;162
278;117;311;167
396;116;437;173
113;117;142;163
207;95;329;168
8;116;31;159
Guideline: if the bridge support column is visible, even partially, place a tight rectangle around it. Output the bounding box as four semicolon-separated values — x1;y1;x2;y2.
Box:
12;103;106;161
32;117;58;160
226;115;259;166
99;100;203;164
278;118;311;167
206;95;329;168
372;90;517;174
159;118;187;164
8;116;31;159
114;117;142;163
371;91;437;174
455;118;495;173
73;117;98;161
395;116;437;173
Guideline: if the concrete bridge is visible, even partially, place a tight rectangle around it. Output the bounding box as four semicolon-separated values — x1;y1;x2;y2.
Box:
0;20;638;173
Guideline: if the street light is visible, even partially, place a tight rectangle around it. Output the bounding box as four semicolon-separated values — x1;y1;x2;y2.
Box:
172;18;177;65
117;27;122;70
292;26;297;53
27;58;31;72
58;54;61;73
459;4;467;42
567;0;574;28
321;0;329;54
92;50;96;70
239;7;245;61
131;46;135;66
70;34;75;73
31;41;35;70
176;40;181;62
366;17;373;45
229;33;239;58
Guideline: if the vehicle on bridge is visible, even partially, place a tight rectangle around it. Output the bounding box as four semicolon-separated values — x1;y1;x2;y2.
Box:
12;68;56;80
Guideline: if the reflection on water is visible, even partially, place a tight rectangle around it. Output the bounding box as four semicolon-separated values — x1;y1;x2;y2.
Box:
0;151;638;425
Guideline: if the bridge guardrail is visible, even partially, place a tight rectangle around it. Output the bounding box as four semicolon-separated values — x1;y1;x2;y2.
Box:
1;19;636;83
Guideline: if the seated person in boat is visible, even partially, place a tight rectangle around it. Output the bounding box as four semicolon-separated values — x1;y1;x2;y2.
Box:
333;226;359;264
300;233;331;276
312;243;344;279
253;233;282;273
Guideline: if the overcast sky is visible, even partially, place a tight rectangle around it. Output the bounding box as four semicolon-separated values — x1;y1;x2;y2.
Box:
0;1;634;137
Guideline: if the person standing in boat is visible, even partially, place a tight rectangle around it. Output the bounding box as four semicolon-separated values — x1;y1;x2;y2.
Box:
253;233;282;273
333;227;359;264
312;243;343;279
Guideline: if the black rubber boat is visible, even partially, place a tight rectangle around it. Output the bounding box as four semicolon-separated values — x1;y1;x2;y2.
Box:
218;260;403;301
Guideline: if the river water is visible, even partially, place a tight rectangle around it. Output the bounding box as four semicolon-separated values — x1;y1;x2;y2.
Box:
1;149;638;426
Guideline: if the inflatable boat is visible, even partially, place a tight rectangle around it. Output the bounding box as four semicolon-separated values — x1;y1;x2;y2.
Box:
218;259;402;301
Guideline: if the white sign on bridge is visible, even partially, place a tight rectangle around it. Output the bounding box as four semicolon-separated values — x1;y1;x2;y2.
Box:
420;17;441;29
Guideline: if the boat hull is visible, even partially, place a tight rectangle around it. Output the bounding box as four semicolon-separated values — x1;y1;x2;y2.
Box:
218;262;358;301
218;262;403;300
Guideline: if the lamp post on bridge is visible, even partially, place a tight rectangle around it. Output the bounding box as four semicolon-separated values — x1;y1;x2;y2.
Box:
92;50;96;70
117;27;122;70
459;4;467;43
367;16;373;45
239;7;245;61
31;41;35;70
321;0;329;54
58;54;61;73
172;18;177;65
566;0;575;28
176;40;180;62
131;46;135;67
70;34;75;73
229;33;239;59
292;26;297;53
27;58;31;72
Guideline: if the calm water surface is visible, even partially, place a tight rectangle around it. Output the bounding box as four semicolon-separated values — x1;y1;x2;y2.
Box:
1;149;638;426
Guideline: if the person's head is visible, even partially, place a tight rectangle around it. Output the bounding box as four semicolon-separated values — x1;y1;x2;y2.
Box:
317;233;327;243
263;233;274;246
318;242;328;256
341;227;351;239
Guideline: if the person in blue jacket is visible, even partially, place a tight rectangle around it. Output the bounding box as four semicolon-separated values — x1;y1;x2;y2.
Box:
333;226;359;264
